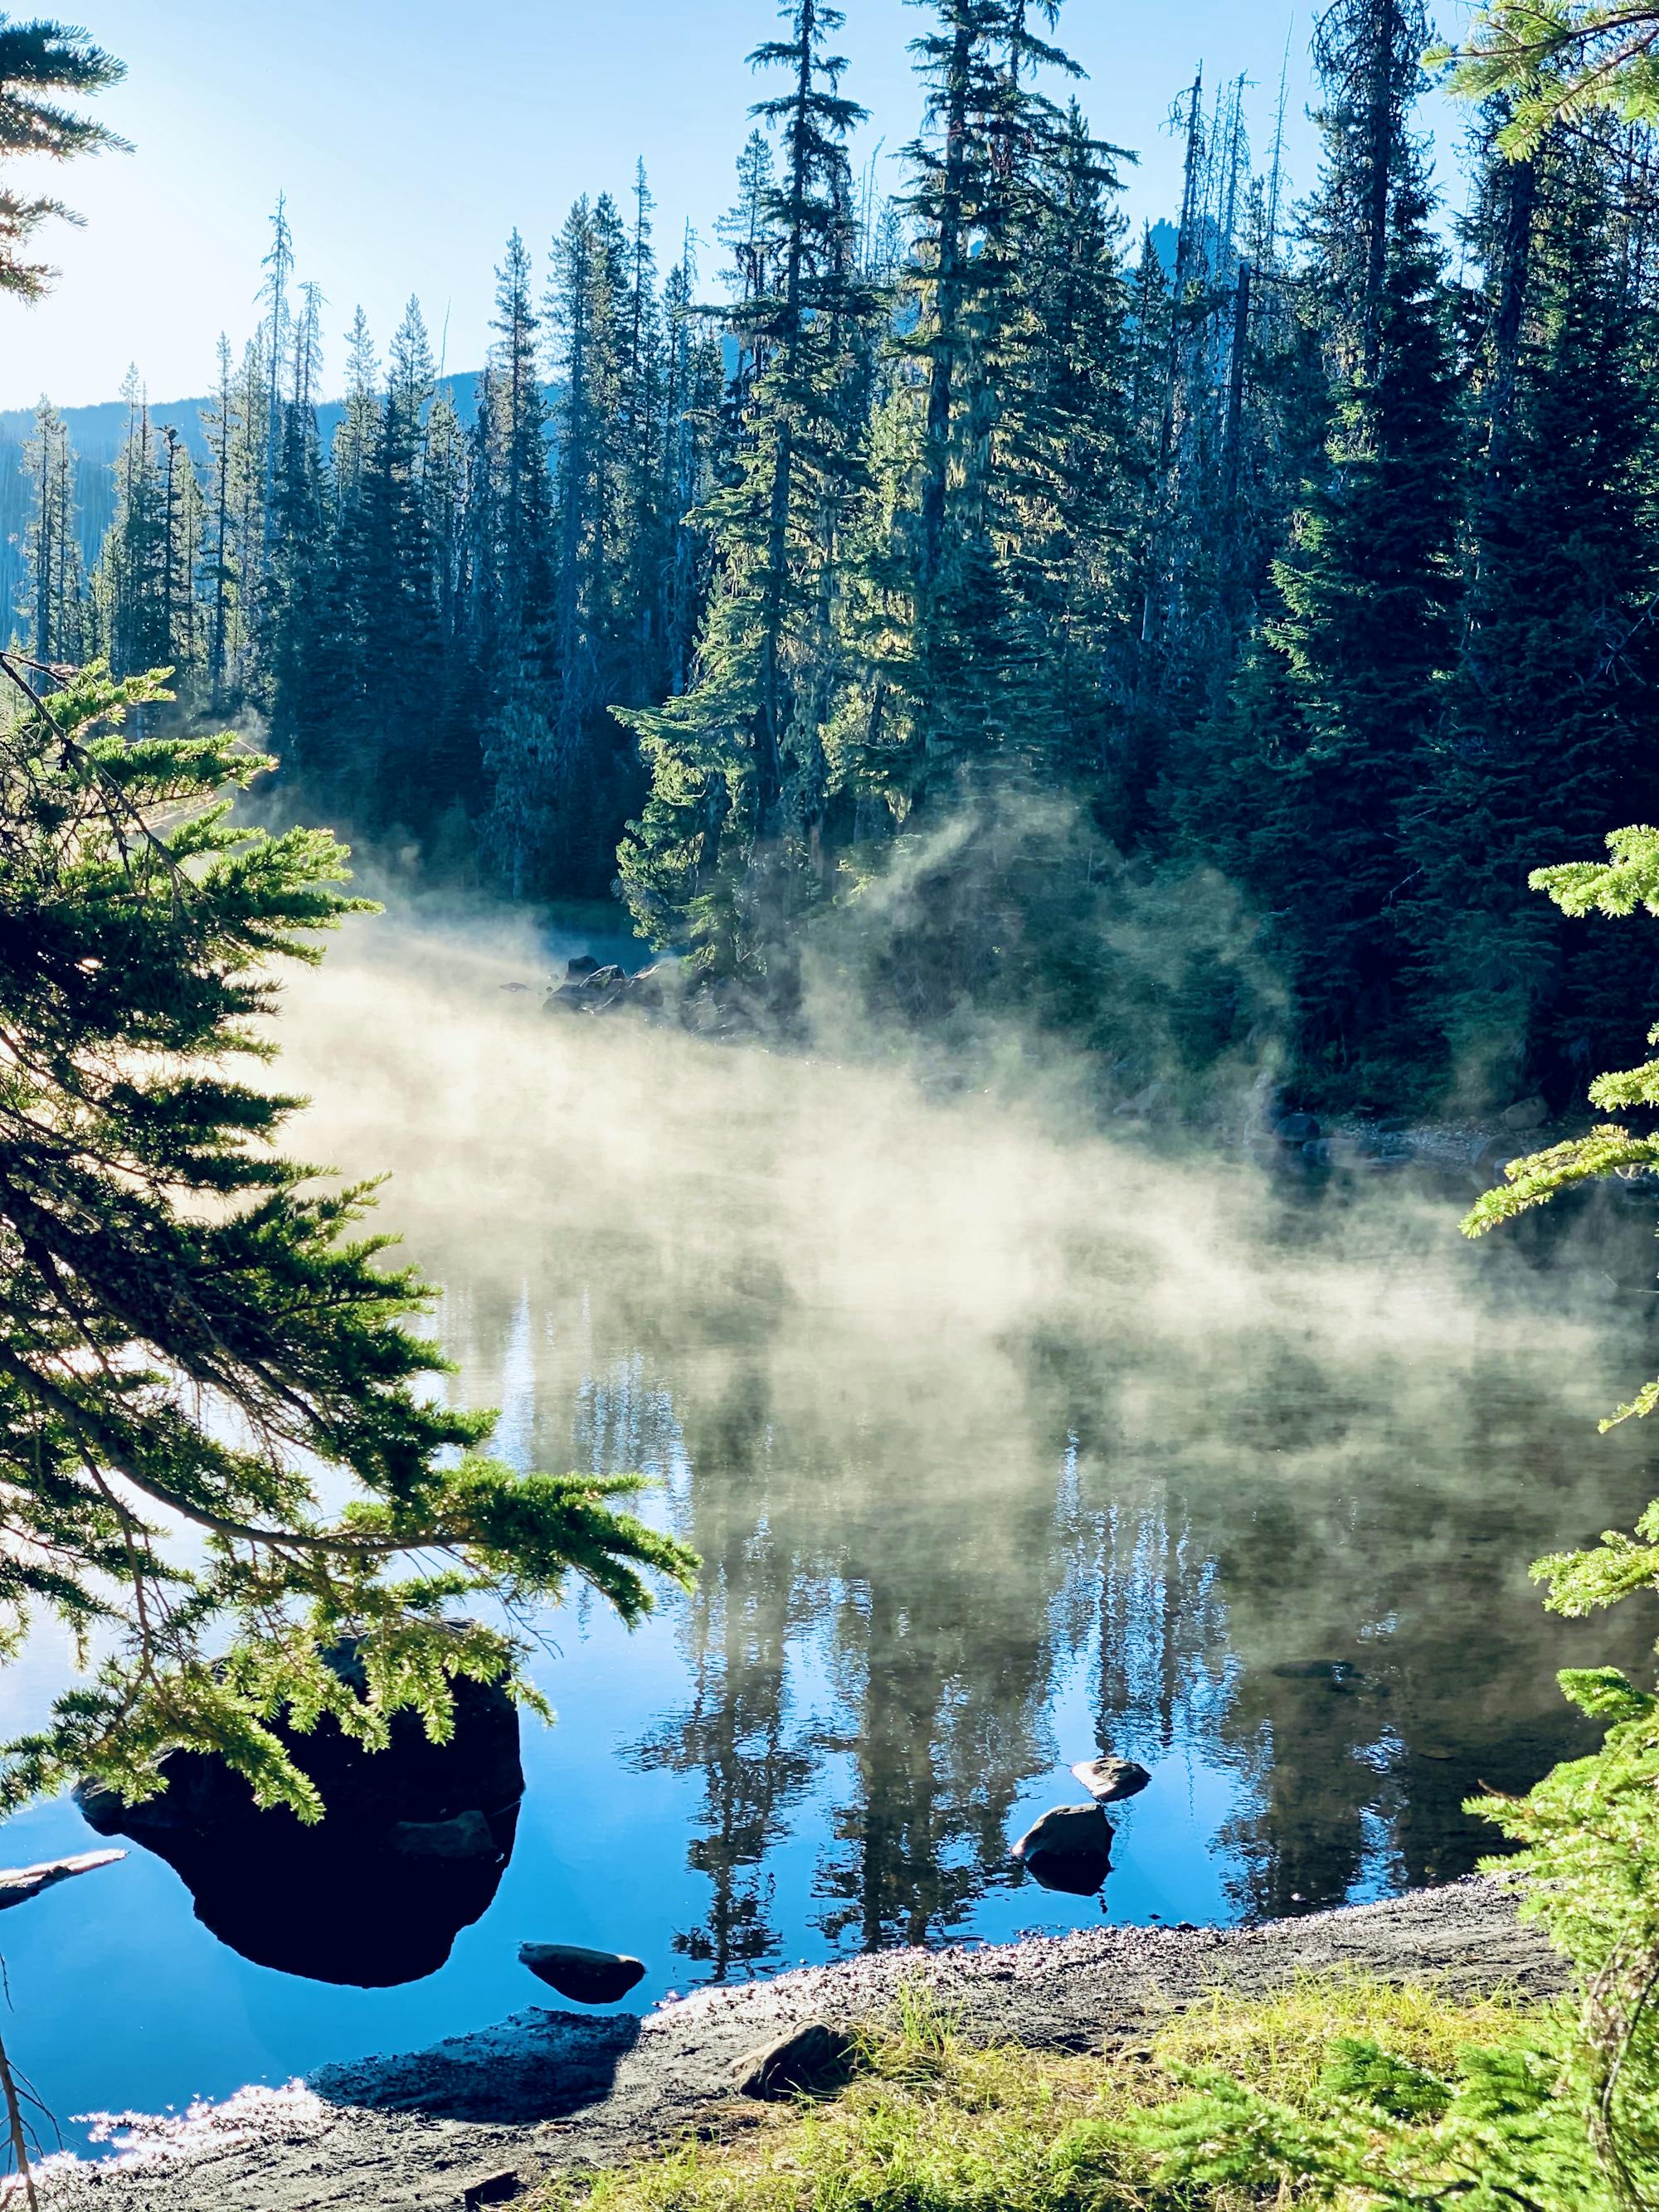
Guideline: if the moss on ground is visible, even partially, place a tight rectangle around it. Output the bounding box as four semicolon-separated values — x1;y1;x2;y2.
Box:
539;1971;1536;2212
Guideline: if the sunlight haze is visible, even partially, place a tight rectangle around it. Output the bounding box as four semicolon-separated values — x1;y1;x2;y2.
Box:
0;0;1331;407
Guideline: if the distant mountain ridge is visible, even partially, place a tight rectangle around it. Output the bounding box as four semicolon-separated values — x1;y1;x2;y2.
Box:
0;367;491;465
0;372;493;636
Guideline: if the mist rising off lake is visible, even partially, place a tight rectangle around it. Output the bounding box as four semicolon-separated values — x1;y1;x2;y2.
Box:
6;912;1651;2139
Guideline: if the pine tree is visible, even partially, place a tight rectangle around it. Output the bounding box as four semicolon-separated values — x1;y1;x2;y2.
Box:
994;99;1141;788
658;244;727;700
92;367;170;678
265;285;329;785
157;420;205;683
1197;0;1465;1103
478;231;557;897
201;336;244;707
549;193;627;830
0;16;124;299
1408;122;1659;1106
617;0;873;965
19;397;84;664
0;653;694;1816
834;0;1087;814
257;193;294;560
358;296;443;814
719;129;781;409
618;163;669;709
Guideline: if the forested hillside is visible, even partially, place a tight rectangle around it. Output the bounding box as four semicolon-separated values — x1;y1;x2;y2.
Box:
11;0;1659;1116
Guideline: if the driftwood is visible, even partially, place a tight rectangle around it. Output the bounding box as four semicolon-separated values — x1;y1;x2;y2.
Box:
0;1851;124;1913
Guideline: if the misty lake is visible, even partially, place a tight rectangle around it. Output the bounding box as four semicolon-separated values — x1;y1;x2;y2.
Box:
6;913;1656;2150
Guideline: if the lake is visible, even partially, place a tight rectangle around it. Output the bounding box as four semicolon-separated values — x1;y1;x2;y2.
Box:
5;912;1654;2152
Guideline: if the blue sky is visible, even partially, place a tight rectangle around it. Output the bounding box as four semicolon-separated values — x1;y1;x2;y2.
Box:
1;1;1468;411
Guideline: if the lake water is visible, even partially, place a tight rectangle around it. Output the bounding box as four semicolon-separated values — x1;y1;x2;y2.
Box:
5;914;1656;2151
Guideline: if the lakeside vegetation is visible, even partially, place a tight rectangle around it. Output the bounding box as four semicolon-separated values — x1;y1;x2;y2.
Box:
539;1976;1549;2211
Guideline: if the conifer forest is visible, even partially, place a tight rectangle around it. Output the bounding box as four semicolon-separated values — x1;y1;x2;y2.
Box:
17;0;1659;1116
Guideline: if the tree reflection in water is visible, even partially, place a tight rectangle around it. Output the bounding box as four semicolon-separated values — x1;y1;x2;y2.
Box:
291;971;1652;1987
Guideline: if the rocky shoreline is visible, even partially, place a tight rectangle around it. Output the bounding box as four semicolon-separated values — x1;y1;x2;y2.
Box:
48;1878;1560;2211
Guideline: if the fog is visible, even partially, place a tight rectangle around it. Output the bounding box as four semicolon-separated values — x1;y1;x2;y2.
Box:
278;896;1628;1459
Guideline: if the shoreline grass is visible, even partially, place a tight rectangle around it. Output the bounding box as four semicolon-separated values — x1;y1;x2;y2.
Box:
539;1970;1538;2212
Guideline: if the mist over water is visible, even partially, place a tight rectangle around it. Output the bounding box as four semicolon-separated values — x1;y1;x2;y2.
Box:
7;897;1658;2139
283;904;1658;1926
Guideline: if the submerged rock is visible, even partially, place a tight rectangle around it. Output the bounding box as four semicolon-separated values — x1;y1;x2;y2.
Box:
734;2021;856;2101
1070;1757;1151;1806
75;1638;523;1987
1011;1803;1113;1896
0;1848;124;1911
1272;1660;1360;1689
519;1943;646;2006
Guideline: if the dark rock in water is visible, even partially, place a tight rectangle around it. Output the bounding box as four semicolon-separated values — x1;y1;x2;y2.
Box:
519;1943;646;2006
0;1849;124;1911
1275;1111;1321;1145
734;2021;857;2101
1012;1803;1113;1895
463;2172;524;2210
1272;1660;1360;1689
75;1638;523;1987
1070;1757;1151;1806
565;955;601;980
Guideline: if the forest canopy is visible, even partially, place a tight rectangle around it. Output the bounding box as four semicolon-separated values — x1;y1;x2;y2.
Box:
12;0;1659;1122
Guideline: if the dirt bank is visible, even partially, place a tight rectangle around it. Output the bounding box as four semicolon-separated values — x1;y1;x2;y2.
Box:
45;1878;1560;2210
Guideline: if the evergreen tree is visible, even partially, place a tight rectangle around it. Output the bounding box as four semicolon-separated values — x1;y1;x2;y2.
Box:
478;231;557;897
0;653;694;1813
265;285;328;785
619;0;873;963
157;420;205;681
92;368;170;678
359;296;443;814
619;163;669;706
0;15;124;299
201;336;246;707
549;191;630;863
19;396;84;664
1408;123;1659;1106
1189;0;1465;1103
838;0;1086;814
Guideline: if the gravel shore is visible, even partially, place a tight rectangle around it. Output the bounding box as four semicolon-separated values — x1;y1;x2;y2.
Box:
46;1878;1560;2210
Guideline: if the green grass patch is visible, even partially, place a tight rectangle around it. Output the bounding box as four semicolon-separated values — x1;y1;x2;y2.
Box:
539;1971;1536;2212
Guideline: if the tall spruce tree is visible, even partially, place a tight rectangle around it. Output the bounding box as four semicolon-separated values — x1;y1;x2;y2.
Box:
1407;120;1659;1105
618;1;873;965
265;285;329;787
92;368;170;679
19;397;84;664
1190;0;1465;1104
478;231;557;897
834;0;1087;818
